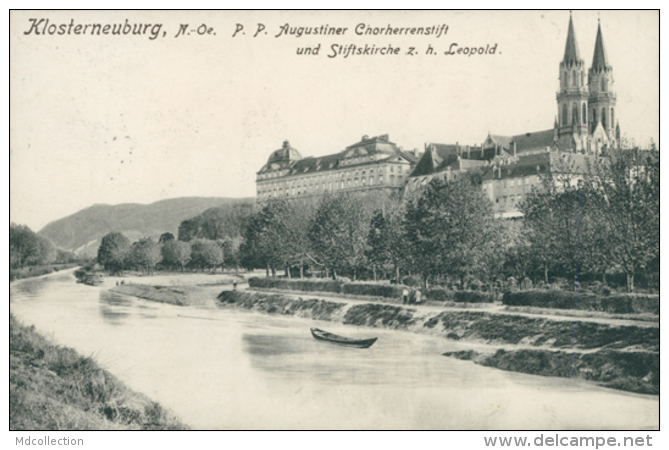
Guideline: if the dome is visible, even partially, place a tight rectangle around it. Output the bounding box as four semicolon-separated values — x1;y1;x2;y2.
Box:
267;140;302;164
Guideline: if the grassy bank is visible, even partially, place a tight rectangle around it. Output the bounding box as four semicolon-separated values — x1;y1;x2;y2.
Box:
217;290;659;395
10;314;187;430
111;284;190;306
110;284;216;307
10;264;79;282
444;348;659;395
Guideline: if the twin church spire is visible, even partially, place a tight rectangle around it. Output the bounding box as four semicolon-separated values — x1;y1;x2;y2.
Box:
557;12;618;153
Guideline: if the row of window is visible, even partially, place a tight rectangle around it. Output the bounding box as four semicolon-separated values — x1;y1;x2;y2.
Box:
561;103;615;128
562;69;585;88
258;164;409;191
561;70;609;92
258;173;407;198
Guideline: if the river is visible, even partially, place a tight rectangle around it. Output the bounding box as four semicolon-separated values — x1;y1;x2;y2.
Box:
9;271;659;430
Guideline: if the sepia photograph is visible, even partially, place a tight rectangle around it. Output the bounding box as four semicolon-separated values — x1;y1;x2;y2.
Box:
9;9;660;436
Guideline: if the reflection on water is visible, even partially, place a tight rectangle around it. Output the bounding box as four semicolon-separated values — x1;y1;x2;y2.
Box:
9;270;660;430
98;290;158;324
10;272;66;298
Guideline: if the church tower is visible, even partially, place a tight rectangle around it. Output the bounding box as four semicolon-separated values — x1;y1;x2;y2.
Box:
556;12;589;152
588;19;617;151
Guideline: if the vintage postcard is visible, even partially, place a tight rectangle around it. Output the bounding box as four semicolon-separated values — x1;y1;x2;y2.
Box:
9;10;659;437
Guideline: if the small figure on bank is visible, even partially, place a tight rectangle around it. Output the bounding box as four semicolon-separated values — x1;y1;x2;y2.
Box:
233;280;238;291
402;287;409;305
414;289;422;304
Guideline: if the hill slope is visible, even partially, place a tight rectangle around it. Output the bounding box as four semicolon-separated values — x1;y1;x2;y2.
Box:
38;197;254;256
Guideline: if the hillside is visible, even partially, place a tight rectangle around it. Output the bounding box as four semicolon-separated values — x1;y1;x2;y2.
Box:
38;197;254;256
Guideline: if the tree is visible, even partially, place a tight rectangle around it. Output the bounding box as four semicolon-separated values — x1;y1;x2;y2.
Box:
366;201;409;281
584;148;659;291
238;202;286;276
190;238;224;272
9;223;40;268
404;177;500;287
161;240;191;272
97;232;130;275
127;238;161;274
308;193;373;280
31;235;57;266
178;203;253;242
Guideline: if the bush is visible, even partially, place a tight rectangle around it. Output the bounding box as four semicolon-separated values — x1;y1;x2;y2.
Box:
600;294;659;315
454;290;494;303
426;286;455;302
502;290;659;315
248;277;343;293
248;277;411;300
342;282;405;298
502;289;598;309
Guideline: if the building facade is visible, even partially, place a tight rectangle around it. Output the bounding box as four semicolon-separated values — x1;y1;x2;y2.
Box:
256;135;417;201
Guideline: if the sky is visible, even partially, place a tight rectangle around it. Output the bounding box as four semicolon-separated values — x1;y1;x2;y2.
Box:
9;10;659;231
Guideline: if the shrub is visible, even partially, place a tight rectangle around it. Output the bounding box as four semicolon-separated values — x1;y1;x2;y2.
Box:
502;290;659;315
248;277;411;300
248;277;343;294
426;286;454;302
342;282;405;298
600;294;659;315
502;289;597;309
454;290;494;303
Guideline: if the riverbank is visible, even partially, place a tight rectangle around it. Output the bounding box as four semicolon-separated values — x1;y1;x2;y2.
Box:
110;283;222;307
10;263;79;282
10;314;187;430
217;290;659;395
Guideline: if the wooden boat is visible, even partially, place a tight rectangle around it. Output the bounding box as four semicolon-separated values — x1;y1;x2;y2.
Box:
310;327;377;348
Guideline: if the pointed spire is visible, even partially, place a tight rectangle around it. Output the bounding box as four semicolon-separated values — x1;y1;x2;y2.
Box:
563;12;581;65
591;20;610;71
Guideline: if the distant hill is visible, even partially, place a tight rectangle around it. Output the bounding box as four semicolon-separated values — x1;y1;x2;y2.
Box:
38;197;255;257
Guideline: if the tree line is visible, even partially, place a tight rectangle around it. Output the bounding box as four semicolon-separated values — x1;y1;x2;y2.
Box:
516;148;659;292
10;223;78;269
97;232;239;275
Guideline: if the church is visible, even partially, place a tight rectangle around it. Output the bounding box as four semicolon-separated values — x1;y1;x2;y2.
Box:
405;13;620;216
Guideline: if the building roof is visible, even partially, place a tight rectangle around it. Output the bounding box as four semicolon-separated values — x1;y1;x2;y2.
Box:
410;143;485;177
563;13;582;65
409;144;459;177
513;129;556;152
258;134;414;178
483;153;551;181
482;151;595;182
591;21;610;71
340;134;399;158
267;140;302;164
489;135;513;149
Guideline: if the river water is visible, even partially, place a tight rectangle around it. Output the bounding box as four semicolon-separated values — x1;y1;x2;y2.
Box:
10;271;659;430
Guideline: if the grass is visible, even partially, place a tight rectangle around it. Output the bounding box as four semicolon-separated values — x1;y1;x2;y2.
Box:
444;348;659;395
10;314;187;430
